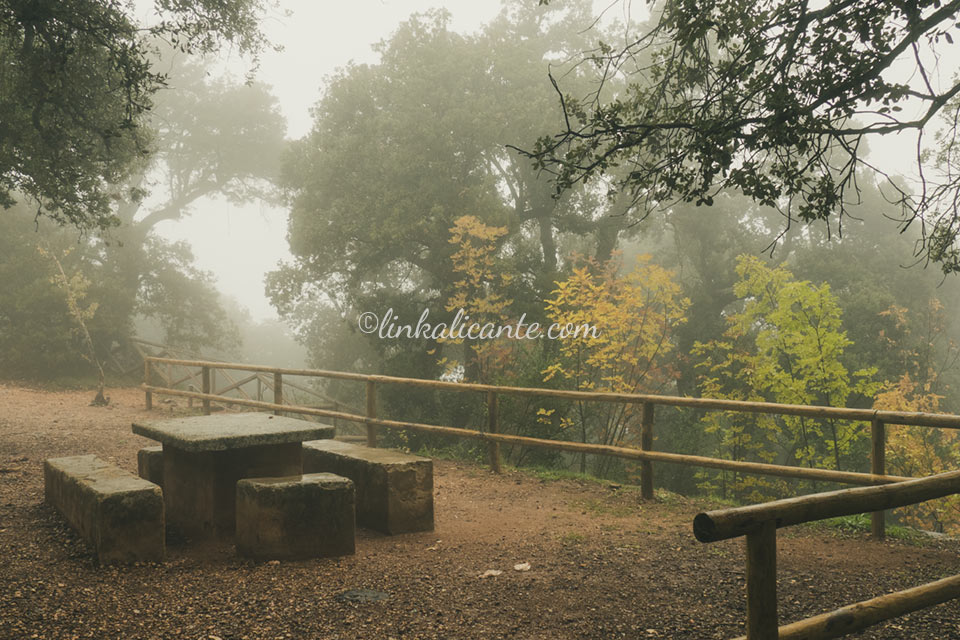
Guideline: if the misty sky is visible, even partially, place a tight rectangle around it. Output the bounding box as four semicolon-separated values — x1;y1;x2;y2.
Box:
151;0;933;323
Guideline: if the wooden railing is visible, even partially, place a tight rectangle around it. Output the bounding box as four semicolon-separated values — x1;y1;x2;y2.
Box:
142;356;960;538
693;470;960;639
139;350;353;420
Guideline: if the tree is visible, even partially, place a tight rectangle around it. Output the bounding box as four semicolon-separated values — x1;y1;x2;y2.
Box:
117;50;286;237
873;301;960;532
134;237;241;354
99;50;285;348
529;0;960;272
693;256;879;501
0;0;276;231
542;254;689;473
782;179;960;383
38;245;108;404
269;1;632;378
0;203;238;381
649;192;789;395
1;44;284;374
441;215;515;383
0;207;102;379
269;9;507;347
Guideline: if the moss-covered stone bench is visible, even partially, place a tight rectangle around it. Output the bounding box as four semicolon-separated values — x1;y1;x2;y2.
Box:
137;445;163;487
44;455;165;564
302;440;433;535
235;473;355;560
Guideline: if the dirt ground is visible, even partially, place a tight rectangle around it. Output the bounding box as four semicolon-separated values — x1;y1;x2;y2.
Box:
1;384;959;640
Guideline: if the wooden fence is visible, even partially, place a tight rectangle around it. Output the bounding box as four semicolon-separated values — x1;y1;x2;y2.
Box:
142;356;960;539
137;347;355;427
694;470;960;639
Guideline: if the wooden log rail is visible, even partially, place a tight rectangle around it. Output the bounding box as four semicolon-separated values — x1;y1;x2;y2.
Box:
140;384;912;489
143;356;960;537
141;356;960;428
694;470;960;640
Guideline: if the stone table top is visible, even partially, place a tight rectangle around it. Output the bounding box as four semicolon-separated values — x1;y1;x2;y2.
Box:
132;413;335;452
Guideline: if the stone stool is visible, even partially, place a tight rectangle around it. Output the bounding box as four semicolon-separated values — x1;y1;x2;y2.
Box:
235;473;355;560
303;440;434;534
137;445;163;487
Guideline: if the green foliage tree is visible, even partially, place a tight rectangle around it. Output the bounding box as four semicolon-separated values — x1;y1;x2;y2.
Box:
693;256;880;501
0;204;235;381
0;0;276;231
269;10;505;335
645;193;787;395
530;0;960;273
38;244;109;403
0;210;98;378
785;182;960;383
101;50;286;350
269;1;633;384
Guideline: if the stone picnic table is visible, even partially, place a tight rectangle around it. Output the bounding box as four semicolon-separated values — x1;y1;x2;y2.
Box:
132;412;334;538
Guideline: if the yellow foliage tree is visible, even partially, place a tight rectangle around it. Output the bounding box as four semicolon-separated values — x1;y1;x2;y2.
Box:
37;245;108;405
542;254;689;473
873;300;960;533
442;215;515;383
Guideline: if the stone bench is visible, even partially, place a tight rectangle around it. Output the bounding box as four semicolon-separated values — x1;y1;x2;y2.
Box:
235;473;355;560
137;445;163;487
44;455;165;564
302;440;433;535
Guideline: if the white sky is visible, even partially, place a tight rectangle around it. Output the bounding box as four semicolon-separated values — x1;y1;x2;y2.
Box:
153;1;504;321
151;1;946;322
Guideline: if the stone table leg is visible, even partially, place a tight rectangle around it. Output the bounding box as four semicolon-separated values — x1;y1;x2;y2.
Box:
162;442;302;538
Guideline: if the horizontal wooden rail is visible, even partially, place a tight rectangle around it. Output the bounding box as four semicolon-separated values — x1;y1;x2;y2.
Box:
755;574;960;640
144;356;960;429
694;469;960;542
215;372;258;397
695;470;960;640
141;385;911;487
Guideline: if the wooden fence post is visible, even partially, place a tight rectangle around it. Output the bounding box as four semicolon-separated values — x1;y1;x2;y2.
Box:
256;376;262;402
144;359;152;410
641;402;655;500
746;520;778;640
201;366;211;415
872;418;886;539
366;380;377;447
487;391;502;474
273;372;283;416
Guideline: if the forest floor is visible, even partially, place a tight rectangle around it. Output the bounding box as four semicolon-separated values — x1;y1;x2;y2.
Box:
1;384;959;640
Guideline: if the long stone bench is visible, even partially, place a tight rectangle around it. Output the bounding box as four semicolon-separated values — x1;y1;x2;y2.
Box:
236;473;355;560
302;440;433;535
44;455;165;564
